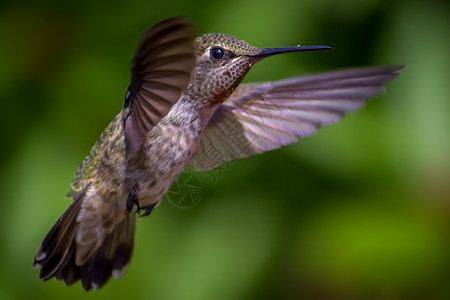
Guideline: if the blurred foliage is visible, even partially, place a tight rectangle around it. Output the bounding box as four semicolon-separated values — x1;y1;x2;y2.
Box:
0;0;449;299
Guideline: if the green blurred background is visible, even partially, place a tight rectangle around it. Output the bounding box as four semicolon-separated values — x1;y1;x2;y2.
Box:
1;0;449;299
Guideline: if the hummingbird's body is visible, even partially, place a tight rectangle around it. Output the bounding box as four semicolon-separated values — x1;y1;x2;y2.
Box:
34;17;402;291
72;102;206;212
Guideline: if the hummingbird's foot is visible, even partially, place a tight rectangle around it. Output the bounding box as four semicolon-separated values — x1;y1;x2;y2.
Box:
126;189;140;213
138;203;156;217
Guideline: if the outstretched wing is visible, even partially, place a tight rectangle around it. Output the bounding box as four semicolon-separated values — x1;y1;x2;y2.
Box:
124;17;195;154
190;66;403;171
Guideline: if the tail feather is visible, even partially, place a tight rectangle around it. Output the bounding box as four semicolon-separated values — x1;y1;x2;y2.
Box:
112;216;136;279
34;189;84;280
90;233;114;289
56;243;81;286
78;215;136;291
34;185;137;291
80;261;93;291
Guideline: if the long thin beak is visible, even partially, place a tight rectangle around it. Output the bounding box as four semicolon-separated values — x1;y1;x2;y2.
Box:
248;45;332;58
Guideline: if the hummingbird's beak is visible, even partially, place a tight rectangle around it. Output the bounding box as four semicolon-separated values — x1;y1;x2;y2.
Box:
248;45;332;58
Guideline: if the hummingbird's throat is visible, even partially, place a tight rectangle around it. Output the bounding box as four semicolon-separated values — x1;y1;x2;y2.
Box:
209;75;246;105
210;89;229;104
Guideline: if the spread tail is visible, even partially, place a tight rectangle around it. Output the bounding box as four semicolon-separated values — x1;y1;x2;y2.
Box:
33;185;136;291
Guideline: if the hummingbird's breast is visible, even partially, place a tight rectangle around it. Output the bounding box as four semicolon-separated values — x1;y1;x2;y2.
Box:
133;98;215;207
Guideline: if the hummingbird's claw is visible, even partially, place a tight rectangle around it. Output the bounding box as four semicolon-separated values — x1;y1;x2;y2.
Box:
126;188;140;213
138;203;156;218
126;188;155;217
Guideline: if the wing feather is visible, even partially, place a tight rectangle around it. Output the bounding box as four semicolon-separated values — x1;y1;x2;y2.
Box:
124;17;195;154
190;66;403;171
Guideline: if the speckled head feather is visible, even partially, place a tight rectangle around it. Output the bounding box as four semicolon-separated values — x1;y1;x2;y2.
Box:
195;33;262;56
188;33;264;106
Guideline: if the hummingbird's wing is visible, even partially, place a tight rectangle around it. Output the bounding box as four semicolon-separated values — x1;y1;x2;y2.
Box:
190;66;402;171
123;17;195;154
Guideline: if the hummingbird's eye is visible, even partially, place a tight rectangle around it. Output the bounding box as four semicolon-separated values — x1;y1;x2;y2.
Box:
210;47;225;61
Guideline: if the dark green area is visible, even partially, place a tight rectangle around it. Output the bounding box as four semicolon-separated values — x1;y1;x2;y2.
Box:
1;0;449;299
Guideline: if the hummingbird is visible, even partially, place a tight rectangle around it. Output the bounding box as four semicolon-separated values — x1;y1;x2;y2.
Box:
33;17;402;291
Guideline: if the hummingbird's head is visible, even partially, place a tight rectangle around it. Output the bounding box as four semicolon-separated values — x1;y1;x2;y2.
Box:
187;33;331;106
